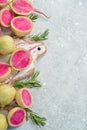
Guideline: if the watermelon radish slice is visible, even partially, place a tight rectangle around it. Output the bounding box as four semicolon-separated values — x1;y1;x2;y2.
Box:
16;88;32;108
0;8;14;27
10;0;49;18
10;48;32;70
0;0;9;7
7;107;26;127
11;16;33;37
0;62;11;82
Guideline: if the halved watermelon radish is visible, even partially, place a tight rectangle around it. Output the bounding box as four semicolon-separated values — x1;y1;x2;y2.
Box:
7;107;26;127
0;8;14;27
11;0;34;16
10;48;32;70
11;16;33;37
0;62;11;82
10;0;49;18
16;88;32;108
0;0;9;7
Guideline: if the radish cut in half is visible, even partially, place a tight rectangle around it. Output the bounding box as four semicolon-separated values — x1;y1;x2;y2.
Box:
0;62;11;82
10;49;32;70
10;0;49;18
16;88;32;108
0;0;9;7
7;107;26;127
11;16;33;37
0;8;14;27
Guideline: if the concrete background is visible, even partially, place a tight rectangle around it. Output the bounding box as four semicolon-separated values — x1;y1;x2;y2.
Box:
9;0;87;130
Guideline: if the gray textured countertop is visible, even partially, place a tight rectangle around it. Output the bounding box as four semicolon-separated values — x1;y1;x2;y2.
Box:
9;0;87;130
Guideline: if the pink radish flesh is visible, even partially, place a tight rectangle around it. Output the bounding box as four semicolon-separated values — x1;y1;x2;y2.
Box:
11;50;31;69
13;17;32;31
10;110;25;125
0;0;7;3
1;10;14;26
0;63;9;76
22;89;31;106
12;0;34;14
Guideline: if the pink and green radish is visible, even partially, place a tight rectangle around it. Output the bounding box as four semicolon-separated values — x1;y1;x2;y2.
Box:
7;107;26;127
10;47;33;70
0;114;8;130
0;62;11;82
0;8;14;27
0;0;9;7
0;84;16;107
16;88;32;108
11;16;33;37
10;0;49;18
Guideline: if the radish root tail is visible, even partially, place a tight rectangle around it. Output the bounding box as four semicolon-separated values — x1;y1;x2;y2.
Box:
34;9;50;19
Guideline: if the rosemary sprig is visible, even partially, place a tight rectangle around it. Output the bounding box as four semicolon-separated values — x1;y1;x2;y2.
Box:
13;71;42;88
29;14;38;22
30;29;49;41
25;108;46;127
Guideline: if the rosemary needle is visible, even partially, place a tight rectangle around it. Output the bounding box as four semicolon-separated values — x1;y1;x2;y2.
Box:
25;108;47;127
13;71;42;88
30;29;49;41
29;14;38;22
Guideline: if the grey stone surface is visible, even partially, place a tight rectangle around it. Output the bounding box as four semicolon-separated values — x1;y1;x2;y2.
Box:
9;0;87;130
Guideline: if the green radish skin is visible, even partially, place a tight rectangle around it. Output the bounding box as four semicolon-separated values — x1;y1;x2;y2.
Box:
0;35;15;55
0;0;9;7
7;107;26;127
0;84;16;107
0;114;8;130
16;88;32;108
0;8;14;27
0;62;11;82
11;16;33;37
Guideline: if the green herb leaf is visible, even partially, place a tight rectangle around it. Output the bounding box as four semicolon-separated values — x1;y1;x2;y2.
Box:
31;29;49;41
13;71;42;88
29;14;38;22
25;108;46;127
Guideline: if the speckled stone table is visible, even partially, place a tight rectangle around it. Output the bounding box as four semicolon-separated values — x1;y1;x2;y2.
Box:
9;0;87;130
